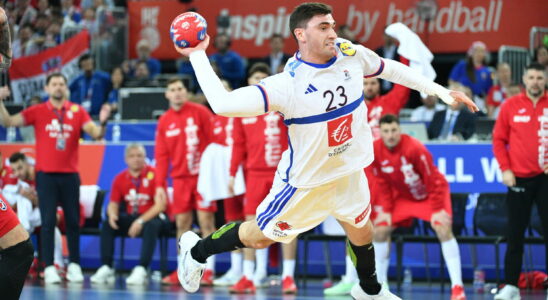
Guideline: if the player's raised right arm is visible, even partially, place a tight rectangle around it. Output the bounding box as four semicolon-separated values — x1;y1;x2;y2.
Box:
175;36;266;118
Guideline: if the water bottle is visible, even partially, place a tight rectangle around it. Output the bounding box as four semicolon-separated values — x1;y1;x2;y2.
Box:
6;127;16;142
403;267;412;290
112;113;121;143
473;268;485;293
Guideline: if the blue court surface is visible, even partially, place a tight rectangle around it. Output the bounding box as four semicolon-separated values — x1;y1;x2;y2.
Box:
19;277;548;300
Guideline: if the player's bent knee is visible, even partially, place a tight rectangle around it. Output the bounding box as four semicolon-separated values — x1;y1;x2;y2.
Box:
433;224;453;241
238;220;273;248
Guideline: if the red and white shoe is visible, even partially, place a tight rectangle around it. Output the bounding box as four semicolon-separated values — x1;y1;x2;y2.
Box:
282;276;297;294
161;270;179;285
451;285;467;300
200;269;214;286
229;276;256;294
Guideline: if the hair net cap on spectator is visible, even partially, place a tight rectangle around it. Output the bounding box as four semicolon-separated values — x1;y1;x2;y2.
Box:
385;22;436;98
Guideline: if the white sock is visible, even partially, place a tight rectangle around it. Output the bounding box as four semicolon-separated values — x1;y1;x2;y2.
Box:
206;255;215;272
373;241;390;284
231;252;243;276
441;238;463;287
345;255;359;283
54;227;64;267
243;260;255;279
255;248;268;278
282;259;295;278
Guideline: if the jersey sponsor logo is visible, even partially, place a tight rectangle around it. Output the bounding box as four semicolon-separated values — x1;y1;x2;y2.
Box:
275;221;292;231
337;42;356;56
518;108;527;114
513;115;531;123
354;204;370;224
70;104;79;112
304;84;318;94
146;171;154;180
381;166;394;173
166;128;181;137
45;119;74;139
327;114;353;147
185;117;201;175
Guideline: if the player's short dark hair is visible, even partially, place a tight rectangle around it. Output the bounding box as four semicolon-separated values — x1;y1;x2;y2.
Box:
248;62;271;78
166;77;186;88
270;33;284;41
9;152;26;164
379;114;400;125
524;62;546;73
45;73;67;85
289;2;332;41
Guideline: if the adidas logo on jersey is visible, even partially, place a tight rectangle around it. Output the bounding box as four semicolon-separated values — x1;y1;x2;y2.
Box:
304;84;318;94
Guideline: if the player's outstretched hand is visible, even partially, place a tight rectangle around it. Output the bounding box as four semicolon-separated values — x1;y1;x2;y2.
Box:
449;90;479;113
174;34;210;57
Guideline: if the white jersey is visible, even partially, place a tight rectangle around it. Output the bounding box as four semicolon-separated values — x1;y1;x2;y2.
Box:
256;38;384;188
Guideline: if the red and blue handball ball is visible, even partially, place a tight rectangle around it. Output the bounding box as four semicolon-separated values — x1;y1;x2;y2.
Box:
170;12;207;48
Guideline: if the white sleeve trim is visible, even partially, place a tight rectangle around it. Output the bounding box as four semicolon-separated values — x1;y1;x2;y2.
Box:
378;59;456;106
189;50;266;117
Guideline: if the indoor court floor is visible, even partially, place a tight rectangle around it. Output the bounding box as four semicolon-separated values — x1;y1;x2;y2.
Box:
19;277;548;300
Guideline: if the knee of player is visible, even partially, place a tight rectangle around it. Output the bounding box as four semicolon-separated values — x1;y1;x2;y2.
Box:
434;225;453;241
373;227;391;242
252;239;274;249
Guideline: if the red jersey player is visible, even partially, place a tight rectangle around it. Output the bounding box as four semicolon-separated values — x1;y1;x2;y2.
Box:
91;143;166;286
370;114;466;300
227;63;297;294
155;78;216;285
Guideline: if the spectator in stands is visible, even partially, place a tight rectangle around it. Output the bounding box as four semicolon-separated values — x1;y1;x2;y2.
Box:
61;0;82;23
44;20;62;47
375;29;399;94
135;39;161;78
177;56;197;92
106;67;125;112
155;78;216;285
69;53;112;116
449;41;493;99
37;0;51;16
12;23;34;59
371;114;466;300
428;84;476;141
25;13;53;55
81;7;98;36
260;34;291;77
90;143;166;285
533;45;548;72
124;61;158;87
12;0;37;27
492;62;548;300
410;95;445;122
363;75;410;140
486;62;513;118
0;72;110;284
210;33;245;88
337;24;357;43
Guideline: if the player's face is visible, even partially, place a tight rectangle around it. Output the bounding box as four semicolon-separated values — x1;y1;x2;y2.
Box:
523;69;546;98
11;160;29;181
125;147;146;172
165;81;188;108
380;122;401;149
247;71;268;85
45;76;68;101
301;14;337;61
363;78;380;100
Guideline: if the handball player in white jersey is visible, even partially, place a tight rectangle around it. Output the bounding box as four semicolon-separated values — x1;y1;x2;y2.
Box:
174;3;478;299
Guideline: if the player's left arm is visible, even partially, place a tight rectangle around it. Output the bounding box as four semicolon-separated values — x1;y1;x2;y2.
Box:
357;45;478;112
